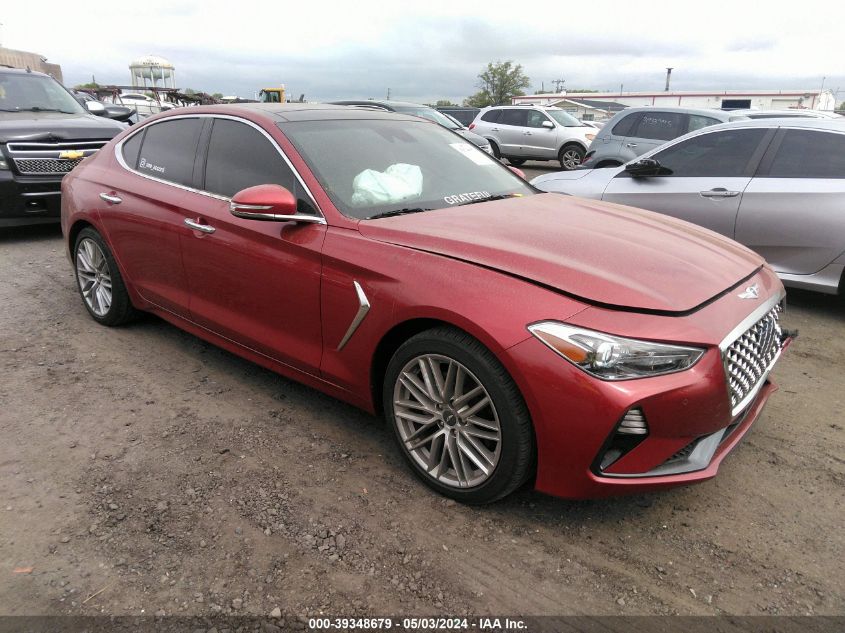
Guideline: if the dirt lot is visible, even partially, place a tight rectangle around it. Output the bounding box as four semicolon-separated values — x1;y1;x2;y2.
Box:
1;223;843;621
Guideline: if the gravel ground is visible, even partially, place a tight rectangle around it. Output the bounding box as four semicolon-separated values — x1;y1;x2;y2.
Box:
1;224;843;620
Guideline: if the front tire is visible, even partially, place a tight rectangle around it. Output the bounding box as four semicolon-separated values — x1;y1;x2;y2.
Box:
559;144;586;170
74;227;137;326
383;327;535;504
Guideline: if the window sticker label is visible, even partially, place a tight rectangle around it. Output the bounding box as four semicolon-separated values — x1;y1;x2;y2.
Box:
444;191;491;205
449;143;496;166
139;157;165;174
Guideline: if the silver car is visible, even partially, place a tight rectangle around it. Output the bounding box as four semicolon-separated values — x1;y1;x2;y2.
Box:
581;106;744;169
532;118;845;295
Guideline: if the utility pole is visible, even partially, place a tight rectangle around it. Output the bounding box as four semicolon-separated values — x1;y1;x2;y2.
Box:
664;68;673;92
386;87;391;100
619;83;624;94
551;79;566;93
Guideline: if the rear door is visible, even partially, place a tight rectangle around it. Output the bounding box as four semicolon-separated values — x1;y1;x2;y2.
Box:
99;117;203;316
736;128;845;275
623;110;687;156
602;127;772;238
496;109;530;157
178;116;326;374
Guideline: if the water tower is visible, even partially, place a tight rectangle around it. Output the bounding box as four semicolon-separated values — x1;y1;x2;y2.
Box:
129;55;176;90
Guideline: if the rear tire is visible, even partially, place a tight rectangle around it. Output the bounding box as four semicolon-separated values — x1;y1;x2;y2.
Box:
73;227;137;326
595;160;622;169
383;327;535;504
507;158;526;166
559;144;586;170
488;141;501;159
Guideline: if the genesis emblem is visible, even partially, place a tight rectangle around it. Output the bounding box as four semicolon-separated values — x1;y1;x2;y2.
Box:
738;283;760;300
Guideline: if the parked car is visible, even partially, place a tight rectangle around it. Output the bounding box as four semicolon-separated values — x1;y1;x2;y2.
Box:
0;67;126;228
469;105;596;169
62;104;791;503
107;92;176;118
436;106;480;127
725;108;841;120
581;106;744;169
532;118;845;295
73;90;136;123
329;100;491;153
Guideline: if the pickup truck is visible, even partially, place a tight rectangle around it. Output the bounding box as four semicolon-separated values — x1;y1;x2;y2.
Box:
0;67;125;227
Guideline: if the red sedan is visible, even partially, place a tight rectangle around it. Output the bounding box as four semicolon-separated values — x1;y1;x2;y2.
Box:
61;104;791;504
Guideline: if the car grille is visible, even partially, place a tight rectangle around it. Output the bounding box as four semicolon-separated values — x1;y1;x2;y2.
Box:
12;157;83;174
6;140;107;176
724;304;783;413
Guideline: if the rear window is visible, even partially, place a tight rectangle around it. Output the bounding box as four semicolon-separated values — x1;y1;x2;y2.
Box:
480;110;502;123
499;109;528;127
633;112;685;141
767;130;845;178
611;112;640;137
136;118;203;187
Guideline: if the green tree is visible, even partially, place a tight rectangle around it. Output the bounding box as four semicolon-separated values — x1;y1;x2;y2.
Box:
464;61;530;107
435;99;457;107
212;92;224;100
74;81;101;90
182;88;197;95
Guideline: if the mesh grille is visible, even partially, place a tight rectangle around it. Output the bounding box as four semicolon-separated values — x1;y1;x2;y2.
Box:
13;158;83;174
724;304;783;411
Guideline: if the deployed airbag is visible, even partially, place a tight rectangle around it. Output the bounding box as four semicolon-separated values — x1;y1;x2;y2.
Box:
351;163;423;207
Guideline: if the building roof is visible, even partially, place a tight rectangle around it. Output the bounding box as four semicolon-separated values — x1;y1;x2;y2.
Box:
557;98;628;112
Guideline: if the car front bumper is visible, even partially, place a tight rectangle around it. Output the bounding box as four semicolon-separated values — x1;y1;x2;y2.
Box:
0;169;63;227
503;273;792;499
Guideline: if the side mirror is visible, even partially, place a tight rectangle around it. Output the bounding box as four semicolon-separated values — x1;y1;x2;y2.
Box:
624;157;664;177
508;166;526;180
85;101;106;115
230;184;325;224
541;120;555;129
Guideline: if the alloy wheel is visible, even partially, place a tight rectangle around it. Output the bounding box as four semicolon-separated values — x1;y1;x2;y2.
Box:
76;237;113;317
392;354;502;489
561;148;582;170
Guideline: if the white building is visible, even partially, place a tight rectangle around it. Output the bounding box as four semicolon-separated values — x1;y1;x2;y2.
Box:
513;89;836;112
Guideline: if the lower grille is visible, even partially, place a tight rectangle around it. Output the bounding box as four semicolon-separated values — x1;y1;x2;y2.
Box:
13;158;83;174
724;304;783;413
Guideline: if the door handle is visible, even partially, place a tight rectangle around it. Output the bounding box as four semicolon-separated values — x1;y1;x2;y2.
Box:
184;218;216;234
99;192;122;204
625;143;638;148
491;127;500;132
524;131;533;136
699;188;740;199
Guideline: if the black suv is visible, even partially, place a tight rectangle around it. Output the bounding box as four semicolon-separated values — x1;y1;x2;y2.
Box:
0;68;125;227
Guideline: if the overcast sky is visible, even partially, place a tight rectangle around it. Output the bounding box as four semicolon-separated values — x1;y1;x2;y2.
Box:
2;0;842;103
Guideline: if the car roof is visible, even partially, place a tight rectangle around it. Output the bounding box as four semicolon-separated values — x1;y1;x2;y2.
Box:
155;103;427;123
700;117;845;133
727;108;840;118
0;67;52;78
608;105;739;119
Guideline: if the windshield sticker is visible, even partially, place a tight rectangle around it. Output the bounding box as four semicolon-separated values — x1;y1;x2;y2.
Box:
444;191;491;205
449;143;496;166
139;157;165;174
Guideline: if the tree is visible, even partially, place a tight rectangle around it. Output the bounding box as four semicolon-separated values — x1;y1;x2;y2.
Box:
464;61;530;108
182;88;197;95
212;92;224;100
435;99;457;107
74;81;101;90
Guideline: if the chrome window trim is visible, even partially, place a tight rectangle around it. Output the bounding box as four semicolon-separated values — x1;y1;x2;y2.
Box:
113;113;325;217
718;291;786;417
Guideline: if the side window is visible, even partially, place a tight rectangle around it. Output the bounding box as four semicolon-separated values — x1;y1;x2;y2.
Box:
204;118;316;212
767;130;845;179
611;112;641;137
687;115;721;133
527;110;552;128
632;112;685;141
653;128;767;177
480;110;501;123
499;109;529;127
136;118;203;187
121;131;144;170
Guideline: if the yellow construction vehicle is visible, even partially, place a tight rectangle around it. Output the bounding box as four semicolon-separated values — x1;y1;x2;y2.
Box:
258;85;286;103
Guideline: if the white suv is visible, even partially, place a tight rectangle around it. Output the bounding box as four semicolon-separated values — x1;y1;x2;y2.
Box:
469;105;596;170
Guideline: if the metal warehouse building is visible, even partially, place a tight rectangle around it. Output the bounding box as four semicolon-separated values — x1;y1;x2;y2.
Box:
513;89;836;114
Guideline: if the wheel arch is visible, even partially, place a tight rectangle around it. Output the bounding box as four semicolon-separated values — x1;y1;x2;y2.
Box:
67;219;96;257
559;140;587;153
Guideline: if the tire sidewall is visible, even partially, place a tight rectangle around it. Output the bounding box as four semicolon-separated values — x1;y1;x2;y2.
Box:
383;331;532;504
559;144;586;170
73;228;125;326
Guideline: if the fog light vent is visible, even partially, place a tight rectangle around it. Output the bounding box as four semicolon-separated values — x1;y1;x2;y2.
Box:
595;408;650;472
618;408;648;435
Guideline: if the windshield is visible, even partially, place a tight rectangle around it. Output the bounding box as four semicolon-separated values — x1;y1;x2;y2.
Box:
546;110;583;127
393;105;462;130
281;119;535;220
0;73;84;114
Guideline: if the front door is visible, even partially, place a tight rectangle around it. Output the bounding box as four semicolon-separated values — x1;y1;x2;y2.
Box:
523;110;558;159
179;117;326;374
603;127;770;238
496;109;530;157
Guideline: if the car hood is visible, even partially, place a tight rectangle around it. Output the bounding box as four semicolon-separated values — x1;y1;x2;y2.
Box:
0;111;125;143
357;193;762;313
455;129;489;147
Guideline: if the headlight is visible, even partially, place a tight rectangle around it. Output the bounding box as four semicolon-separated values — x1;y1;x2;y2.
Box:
585;133;596;141
0;156;8;170
528;321;704;380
